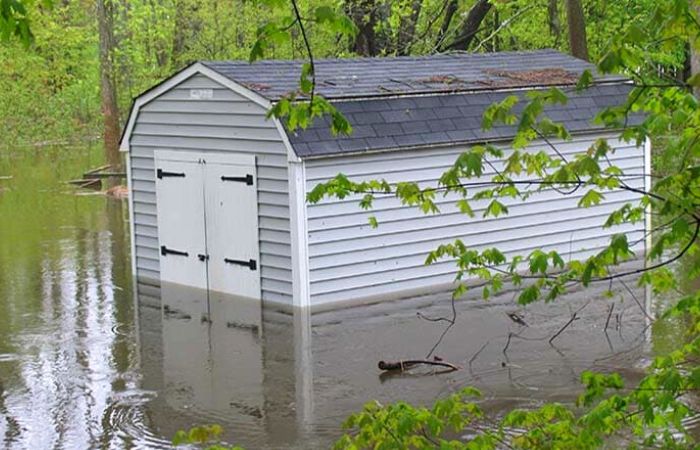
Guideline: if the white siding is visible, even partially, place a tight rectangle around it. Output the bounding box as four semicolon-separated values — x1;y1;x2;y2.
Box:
304;135;646;306
128;74;293;305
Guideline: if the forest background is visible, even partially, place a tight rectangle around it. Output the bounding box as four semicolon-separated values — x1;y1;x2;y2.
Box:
0;0;685;165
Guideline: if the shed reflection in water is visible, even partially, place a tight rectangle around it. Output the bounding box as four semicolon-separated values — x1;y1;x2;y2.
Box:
134;274;651;450
137;282;317;449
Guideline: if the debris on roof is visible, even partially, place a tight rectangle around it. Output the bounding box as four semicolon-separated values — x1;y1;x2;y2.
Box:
417;75;465;85
203;50;625;100
240;82;271;91
482;68;581;87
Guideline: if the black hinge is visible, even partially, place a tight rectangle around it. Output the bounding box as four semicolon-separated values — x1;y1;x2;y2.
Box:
160;245;189;257
221;174;253;185
224;258;257;271
157;169;186;179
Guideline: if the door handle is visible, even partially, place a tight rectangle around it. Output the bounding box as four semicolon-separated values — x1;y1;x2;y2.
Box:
160;245;189;257
224;258;257;271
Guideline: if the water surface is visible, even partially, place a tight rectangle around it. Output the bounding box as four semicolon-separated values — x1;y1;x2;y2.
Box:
0;147;668;449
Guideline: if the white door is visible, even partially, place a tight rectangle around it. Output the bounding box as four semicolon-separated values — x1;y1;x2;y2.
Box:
204;155;261;299
154;155;208;290
153;151;261;299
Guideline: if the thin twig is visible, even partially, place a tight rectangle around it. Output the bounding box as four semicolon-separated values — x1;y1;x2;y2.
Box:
425;290;458;359
549;313;580;344
617;278;654;321
605;302;615;330
469;341;489;368
290;0;315;111
502;332;513;355
473;5;536;52
549;300;590;344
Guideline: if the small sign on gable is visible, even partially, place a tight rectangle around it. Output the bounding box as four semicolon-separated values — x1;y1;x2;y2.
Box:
189;89;214;100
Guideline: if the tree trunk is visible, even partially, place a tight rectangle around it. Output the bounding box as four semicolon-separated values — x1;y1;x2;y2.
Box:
172;0;201;67
97;0;122;173
548;0;561;46
691;44;700;95
346;0;380;56
441;0;492;52
396;0;423;56
565;0;589;61
435;0;458;49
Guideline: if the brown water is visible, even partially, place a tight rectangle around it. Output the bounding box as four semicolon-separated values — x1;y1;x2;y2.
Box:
0;147;675;449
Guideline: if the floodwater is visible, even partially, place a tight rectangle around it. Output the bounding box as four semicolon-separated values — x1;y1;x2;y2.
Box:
0;146;683;449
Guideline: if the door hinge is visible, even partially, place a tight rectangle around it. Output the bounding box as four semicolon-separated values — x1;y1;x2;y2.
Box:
224;258;257;271
160;245;189;257
221;174;254;185
157;169;186;179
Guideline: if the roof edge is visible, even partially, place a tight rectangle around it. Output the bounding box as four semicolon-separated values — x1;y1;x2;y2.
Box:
296;129;627;160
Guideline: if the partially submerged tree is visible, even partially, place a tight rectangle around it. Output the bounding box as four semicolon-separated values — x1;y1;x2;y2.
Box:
97;0;121;172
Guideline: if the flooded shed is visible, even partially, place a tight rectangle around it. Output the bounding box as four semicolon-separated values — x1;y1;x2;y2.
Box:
120;50;649;311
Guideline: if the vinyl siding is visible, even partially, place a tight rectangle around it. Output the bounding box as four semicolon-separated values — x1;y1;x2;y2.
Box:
304;135;646;306
128;73;293;305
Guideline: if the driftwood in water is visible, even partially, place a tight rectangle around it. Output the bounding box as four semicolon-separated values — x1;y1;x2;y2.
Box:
378;359;460;372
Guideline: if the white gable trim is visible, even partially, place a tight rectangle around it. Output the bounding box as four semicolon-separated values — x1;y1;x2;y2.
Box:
119;62;273;152
273;118;302;163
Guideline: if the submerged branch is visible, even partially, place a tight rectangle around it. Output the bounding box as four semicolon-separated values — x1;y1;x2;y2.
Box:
378;359;460;372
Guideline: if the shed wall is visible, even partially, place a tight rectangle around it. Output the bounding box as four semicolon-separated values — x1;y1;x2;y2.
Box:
128;73;293;305
304;135;646;306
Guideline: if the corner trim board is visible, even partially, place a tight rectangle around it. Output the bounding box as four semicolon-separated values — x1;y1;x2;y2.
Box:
126;153;138;277
289;160;311;308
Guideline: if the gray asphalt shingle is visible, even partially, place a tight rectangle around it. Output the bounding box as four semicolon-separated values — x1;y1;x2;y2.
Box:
286;83;641;157
197;50;638;158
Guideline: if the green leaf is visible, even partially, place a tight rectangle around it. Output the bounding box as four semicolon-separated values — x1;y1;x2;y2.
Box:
484;200;508;218
518;285;540;305
529;250;548;274
578;189;604;208
368;216;378;228
456;199;475;217
576;70;594;91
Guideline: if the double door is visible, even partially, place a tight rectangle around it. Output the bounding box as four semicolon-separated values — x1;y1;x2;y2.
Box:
154;150;260;299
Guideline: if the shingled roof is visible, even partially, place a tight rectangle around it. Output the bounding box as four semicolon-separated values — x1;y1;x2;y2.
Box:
202;50;634;158
287;84;637;157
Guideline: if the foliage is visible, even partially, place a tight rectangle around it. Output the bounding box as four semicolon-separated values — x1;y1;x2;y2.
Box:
1;0;688;152
173;424;244;450
0;0;100;148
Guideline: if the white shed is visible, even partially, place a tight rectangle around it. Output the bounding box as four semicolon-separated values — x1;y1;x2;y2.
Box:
120;50;649;311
